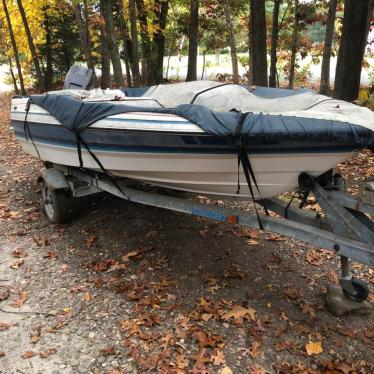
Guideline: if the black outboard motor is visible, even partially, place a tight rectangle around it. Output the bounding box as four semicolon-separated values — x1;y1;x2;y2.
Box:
63;65;93;90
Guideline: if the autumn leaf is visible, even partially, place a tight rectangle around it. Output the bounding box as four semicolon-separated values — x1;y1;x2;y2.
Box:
39;348;57;358
212;349;225;365
101;346;115;356
0;287;9;301
122;251;139;261
60;264;68;272
10;259;24;269
0;322;11;331
21;351;37;359
176;353;189;369
11;291;28;307
85;235;97;248
12;248;27;258
222;305;256;324
305;341;323;356
220;367;233;374
250;340;263;358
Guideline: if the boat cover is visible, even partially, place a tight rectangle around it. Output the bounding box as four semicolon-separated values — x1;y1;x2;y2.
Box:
28;82;374;149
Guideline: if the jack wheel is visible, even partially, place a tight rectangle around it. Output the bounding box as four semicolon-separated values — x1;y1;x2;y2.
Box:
342;278;369;302
41;180;69;224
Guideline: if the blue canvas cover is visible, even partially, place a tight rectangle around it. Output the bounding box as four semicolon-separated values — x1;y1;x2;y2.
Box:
28;93;374;149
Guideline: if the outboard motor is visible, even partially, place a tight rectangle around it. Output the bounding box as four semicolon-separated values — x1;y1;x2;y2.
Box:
63;65;93;90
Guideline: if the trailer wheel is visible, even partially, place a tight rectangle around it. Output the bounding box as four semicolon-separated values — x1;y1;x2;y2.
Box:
342;278;369;302
41;181;69;224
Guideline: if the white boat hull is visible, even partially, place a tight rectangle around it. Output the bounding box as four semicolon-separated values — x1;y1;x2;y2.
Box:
17;138;352;199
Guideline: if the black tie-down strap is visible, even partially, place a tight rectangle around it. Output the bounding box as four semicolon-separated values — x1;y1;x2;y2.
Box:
23;99;46;167
75;133;128;200
235;113;269;230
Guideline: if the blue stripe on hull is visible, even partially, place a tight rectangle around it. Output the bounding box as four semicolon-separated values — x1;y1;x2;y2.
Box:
14;133;356;155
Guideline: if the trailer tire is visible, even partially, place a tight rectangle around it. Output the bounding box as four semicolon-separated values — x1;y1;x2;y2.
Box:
41;180;69;224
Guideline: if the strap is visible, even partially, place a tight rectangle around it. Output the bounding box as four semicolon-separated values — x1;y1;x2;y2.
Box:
76;134;128;200
235;112;269;230
189;83;233;104
23;99;46;166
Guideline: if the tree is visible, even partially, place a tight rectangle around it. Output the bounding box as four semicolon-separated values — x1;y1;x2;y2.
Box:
100;0;124;87
250;0;268;86
16;0;45;91
100;26;111;89
1;0;26;95
73;1;97;85
129;0;141;86
151;0;169;84
116;0;132;87
269;0;282;88
223;0;239;84
319;0;337;95
333;0;373;101
186;0;199;82
44;7;53;90
288;0;299;89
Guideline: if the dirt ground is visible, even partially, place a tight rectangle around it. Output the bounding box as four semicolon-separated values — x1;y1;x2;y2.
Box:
0;94;373;374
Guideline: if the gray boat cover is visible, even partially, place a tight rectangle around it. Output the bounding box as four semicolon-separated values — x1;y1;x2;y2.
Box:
28;83;374;149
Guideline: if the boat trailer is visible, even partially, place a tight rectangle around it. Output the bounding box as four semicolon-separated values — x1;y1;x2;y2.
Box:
39;164;374;306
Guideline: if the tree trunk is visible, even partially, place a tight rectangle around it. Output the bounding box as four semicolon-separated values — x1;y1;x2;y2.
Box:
151;0;169;84
129;0;141;86
223;0;239;84
116;0;132;87
2;0;26;95
8;56;19;94
100;0;124;87
73;2;97;85
186;0;199;82
44;9;53;91
248;1;253;85
250;0;268;86
319;0;337;95
135;0;151;85
100;26;111;89
288;0;299;89
16;0;45;91
269;0;281;88
333;0;373;101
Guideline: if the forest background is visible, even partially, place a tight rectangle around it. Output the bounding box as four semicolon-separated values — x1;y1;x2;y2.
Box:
0;0;373;105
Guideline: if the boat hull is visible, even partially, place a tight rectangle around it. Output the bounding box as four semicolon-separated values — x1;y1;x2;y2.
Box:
16;137;352;199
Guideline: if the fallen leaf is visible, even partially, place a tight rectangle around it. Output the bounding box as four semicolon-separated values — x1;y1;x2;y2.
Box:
21;351;37;359
364;328;374;339
212;349;225;365
122;251;139;261
10;259;24;269
85;235;97;248
0;351;5;357
0;322;11;331
39;348;57;358
60;264;68;272
0;287;9;301
222;305;256;324
220;367;233;374
12;248;27;258
10;291;28;307
250;340;263;358
101;346;115;356
305;341;323;356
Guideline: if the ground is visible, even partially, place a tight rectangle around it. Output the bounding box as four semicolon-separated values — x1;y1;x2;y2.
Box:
0;93;373;374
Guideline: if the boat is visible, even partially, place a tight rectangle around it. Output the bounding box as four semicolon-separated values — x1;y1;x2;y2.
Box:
10;81;374;199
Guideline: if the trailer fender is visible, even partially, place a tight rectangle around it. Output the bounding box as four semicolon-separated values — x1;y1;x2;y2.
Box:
38;168;70;191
